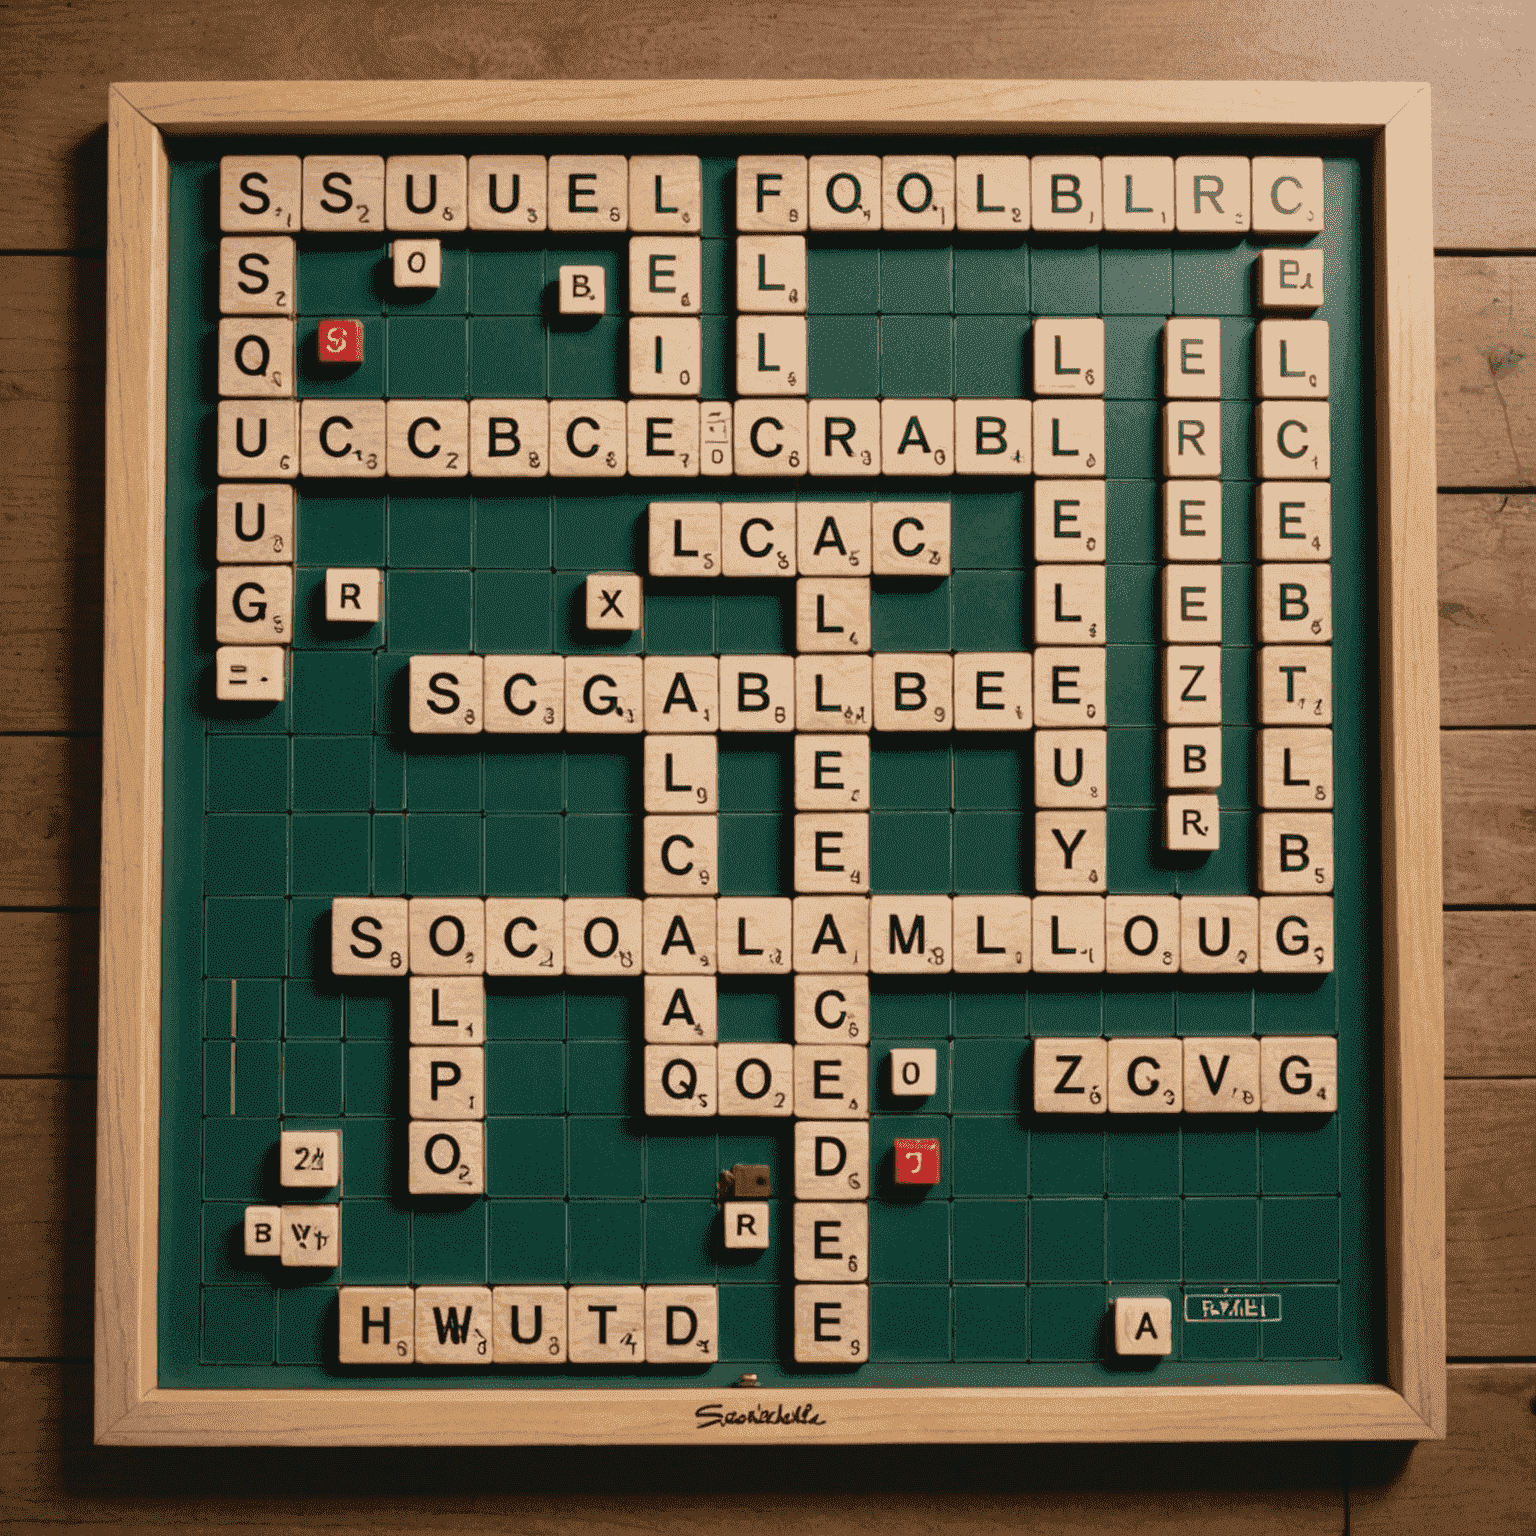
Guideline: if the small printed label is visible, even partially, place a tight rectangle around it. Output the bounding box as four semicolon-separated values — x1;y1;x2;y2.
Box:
1183;1292;1282;1322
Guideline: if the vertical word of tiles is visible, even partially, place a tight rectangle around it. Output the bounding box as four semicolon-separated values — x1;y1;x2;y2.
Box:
193;146;1352;1387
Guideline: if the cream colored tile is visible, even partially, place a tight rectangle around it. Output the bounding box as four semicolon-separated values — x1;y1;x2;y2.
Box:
952;896;1031;974
330;897;407;978
643;896;717;974
869;895;953;975
409;655;484;735
643;974;717;1043
485;898;564;976
1180;896;1259;974
1107;1037;1183;1113
792;897;870;973
793;973;868;1045
1032;1036;1106;1111
718;1042;795;1117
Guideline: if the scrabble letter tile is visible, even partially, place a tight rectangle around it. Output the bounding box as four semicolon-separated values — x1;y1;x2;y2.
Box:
386;399;468;477
733;399;807;477
1032;318;1104;397
338;1286;414;1363
953;896;1031;973
1258;645;1332;724
548;155;628;232
718;1042;795;1117
301;155;384;232
1031;896;1106;973
894;1137;941;1185
881;400;955;476
882;155;956;232
484;655;564;733
299;398;384;479
216;483;294;564
493;1285;567;1363
1101;156;1173;232
956;154;1029;230
737;235;807;313
244;1204;281;1258
1259;247;1324;310
1175;156;1250;232
280;1128;340;1188
409;976;484;1045
409;654;484;734
1034;399;1105;477
736;156;809;232
218;400;298;480
956;400;1032;475
1162;645;1222;725
1259;728;1333;808
564;898;643;975
1251;156;1324;235
1031;156;1102;231
717;897;793;976
643;896;717;974
794;1120;870;1199
567;1287;647;1365
1258;563;1332;643
1183;1037;1261;1113
869;896;953;974
1032;1036;1106;1112
1164;725;1223;790
1035;480;1106;561
1105;895;1180;974
392;237;441;290
1162;481;1222;561
873;652;953;731
645;733;718;812
797;501;869;576
1034;729;1107;808
1257;482;1331;561
809;154;882;231
1258;812;1333;893
797;578;871;654
330;897;407;977
889;1047;938;1098
794;1284;868;1364
1162;402;1221;478
585;572;643;633
723;1202;770;1250
1114;1296;1173;1356
794;733;871;811
644;974;717;1043
796;655;873;732
468;155;547;231
1034;647;1108;728
1034;810;1106;892
1259;895;1335;973
644;1044;717;1117
644;656;717;732
737;315;806;396
1107;1038;1183;1113
629;155;702;233
485;897;565;976
219;236;296;317
325;567;380;624
409;1043;486;1119
631;317;702;397
215;565;293;646
718;655;795;731
558;264;606;316
794;1201;868;1281
628;401;701;478
794;973;868;1045
645;1285;718;1364
1036;565;1106;645
1165;792;1221;852
1256;402;1330;479
564;656;643;732
221;155;300;233
792;897;870;973
631;236;703;314
1163;318;1222;399
795;1044;870;1119
873;501;951;576
281;1203;339;1267
1256;319;1329;399
415;1286;492;1363
722;502;796;576
954;653;1032;731
794;812;869;895
649;501;721;577
408;897;486;975
643;815;719;896
385;155;467;230
1260;1036;1337;1112
1180;896;1259;974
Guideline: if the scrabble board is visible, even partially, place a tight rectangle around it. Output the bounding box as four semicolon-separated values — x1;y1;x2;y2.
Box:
98;81;1444;1445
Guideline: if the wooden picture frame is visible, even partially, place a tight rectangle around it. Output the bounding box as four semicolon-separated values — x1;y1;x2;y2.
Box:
99;78;1444;1446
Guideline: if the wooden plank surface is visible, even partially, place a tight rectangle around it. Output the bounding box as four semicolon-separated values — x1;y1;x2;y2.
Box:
1444;912;1536;1078
1437;494;1536;726
2;1;1535;250
0;736;101;908
1436;260;1536;489
1440;731;1536;905
1445;1080;1536;1359
0;911;99;1077
0;256;105;732
1351;1366;1536;1535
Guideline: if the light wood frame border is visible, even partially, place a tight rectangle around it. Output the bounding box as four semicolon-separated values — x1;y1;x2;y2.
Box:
99;79;1444;1446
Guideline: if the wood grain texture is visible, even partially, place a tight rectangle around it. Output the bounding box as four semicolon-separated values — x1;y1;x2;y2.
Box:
0;911;99;1076
1445;1080;1536;1358
1444;912;1536;1078
0;256;105;732
1351;1366;1536;1536
1;1363;1349;1530
0;736;102;907
1436;260;1536;489
1;1;1534;249
1438;494;1536;725
0;1081;94;1358
1440;731;1536;904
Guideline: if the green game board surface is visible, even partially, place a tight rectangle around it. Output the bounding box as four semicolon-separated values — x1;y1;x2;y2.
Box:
162;141;1376;1389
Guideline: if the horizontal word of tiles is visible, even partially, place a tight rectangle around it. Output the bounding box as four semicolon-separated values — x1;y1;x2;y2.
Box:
337;1285;719;1366
330;895;1336;978
213;399;1089;480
